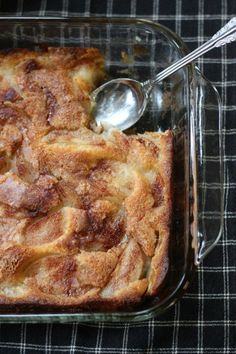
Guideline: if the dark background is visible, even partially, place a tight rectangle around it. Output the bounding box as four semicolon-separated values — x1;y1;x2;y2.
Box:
0;0;235;353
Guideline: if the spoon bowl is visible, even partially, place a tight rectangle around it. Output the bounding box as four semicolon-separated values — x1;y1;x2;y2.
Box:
91;78;147;131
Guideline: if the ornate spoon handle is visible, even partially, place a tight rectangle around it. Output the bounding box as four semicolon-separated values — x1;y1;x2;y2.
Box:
144;17;236;90
212;17;236;47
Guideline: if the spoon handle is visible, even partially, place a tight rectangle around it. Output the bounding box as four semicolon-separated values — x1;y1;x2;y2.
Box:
145;17;236;90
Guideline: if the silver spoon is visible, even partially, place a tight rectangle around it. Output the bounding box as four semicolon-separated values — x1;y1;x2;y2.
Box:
92;17;236;131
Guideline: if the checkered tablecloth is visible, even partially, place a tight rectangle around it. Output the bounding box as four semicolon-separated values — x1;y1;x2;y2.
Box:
0;0;235;353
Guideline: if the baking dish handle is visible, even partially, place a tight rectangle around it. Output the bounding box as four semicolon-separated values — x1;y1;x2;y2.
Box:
193;69;223;265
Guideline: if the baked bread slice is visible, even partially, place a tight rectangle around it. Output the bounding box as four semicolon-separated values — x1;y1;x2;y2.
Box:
0;48;172;310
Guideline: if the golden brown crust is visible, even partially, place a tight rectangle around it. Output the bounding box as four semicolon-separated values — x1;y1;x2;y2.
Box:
0;48;172;311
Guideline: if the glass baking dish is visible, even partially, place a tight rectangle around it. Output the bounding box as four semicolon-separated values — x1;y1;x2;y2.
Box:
0;16;223;323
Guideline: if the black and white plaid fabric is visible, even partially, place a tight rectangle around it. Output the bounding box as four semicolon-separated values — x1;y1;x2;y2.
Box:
0;0;235;353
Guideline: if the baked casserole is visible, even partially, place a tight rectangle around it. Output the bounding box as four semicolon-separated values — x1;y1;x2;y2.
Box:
0;48;172;310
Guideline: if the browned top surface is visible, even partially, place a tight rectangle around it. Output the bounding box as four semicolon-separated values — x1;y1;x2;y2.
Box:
0;48;172;309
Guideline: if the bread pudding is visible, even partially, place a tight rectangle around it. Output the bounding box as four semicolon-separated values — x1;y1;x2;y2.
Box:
0;47;172;310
